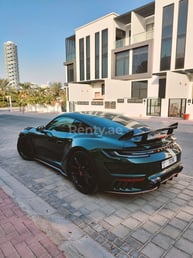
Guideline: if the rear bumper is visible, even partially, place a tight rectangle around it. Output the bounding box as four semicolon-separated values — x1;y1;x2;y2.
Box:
106;162;183;194
148;161;183;186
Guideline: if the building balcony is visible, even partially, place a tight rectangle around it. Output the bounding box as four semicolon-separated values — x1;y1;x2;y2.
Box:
132;30;154;44
115;30;153;49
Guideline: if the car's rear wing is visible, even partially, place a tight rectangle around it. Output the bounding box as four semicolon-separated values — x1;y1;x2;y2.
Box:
119;122;178;142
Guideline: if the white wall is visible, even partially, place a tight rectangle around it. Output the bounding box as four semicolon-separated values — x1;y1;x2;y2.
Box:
105;79;131;99
166;71;190;99
68;83;92;101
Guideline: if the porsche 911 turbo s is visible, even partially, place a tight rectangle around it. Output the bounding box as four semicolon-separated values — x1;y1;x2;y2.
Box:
17;111;183;194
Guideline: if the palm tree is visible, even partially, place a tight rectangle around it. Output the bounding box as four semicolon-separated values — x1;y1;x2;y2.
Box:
49;82;62;98
0;78;10;102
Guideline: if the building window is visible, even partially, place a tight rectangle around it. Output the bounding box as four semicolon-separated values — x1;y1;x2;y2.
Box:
65;35;76;62
116;28;126;48
105;101;116;109
175;0;188;69
132;46;148;74
102;29;108;78
77;101;89;105
160;4;174;71
67;64;74;82
91;101;103;106
95;32;100;79
101;83;105;95
117;98;124;103
79;38;84;81
131;81;147;99
158;78;166;98
115;50;129;76
86;36;90;80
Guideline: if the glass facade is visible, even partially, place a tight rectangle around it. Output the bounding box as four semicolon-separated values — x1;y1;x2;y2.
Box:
101;84;105;95
160;4;174;71
175;0;188;69
132;46;148;74
86;36;90;80
79;38;84;81
131;81;147;99
158;78;166;98
67;64;74;82
66;35;76;62
95;32;100;79
116;28;126;48
102;29;108;78
115;50;129;76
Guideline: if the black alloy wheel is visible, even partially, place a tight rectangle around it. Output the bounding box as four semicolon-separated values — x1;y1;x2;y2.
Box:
17;136;33;160
67;150;98;194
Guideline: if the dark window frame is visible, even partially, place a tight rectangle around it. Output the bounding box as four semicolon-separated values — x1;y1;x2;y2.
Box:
115;50;129;76
132;46;148;74
175;0;188;69
95;32;100;79
102;29;108;78
67;63;74;82
131;81;148;99
160;4;174;71
79;38;85;81
86;36;90;80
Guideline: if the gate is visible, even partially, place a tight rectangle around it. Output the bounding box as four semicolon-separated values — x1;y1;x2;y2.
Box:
146;98;161;116
168;98;186;118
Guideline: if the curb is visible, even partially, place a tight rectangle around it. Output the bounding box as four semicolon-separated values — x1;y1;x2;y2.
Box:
0;166;114;258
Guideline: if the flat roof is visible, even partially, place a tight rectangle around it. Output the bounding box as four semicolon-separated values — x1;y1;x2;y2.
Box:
115;2;155;24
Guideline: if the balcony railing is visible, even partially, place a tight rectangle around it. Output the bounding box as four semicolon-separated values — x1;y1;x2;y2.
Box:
132;30;153;44
115;30;153;48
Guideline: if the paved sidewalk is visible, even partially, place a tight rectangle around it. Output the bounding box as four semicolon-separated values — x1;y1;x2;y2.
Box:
0;167;114;258
0;188;67;258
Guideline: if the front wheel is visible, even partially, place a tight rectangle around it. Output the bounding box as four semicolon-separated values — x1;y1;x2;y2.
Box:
17;136;33;160
67;149;98;194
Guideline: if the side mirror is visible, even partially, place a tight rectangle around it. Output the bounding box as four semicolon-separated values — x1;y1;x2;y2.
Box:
36;125;46;131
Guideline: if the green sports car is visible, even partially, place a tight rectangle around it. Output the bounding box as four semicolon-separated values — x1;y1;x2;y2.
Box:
17;111;183;194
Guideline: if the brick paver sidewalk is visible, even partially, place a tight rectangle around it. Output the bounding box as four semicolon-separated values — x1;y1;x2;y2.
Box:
0;188;67;258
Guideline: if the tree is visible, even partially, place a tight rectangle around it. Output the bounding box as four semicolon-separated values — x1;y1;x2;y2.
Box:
18;82;33;106
0;78;9;102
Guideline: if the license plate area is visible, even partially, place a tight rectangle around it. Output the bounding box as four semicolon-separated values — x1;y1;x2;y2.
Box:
162;156;177;169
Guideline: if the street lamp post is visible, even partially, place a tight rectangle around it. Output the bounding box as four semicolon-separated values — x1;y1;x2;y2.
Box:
6;95;12;112
63;84;69;112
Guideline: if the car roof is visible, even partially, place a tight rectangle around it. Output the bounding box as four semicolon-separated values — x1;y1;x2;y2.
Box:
57;111;145;131
58;111;131;124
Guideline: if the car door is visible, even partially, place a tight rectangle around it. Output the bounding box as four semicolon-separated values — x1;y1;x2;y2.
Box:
32;116;75;168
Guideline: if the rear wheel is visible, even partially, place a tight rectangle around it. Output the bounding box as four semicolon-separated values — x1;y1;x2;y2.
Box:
67;149;98;194
17;136;33;160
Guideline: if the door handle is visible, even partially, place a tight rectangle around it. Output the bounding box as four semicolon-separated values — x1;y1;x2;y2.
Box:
57;140;64;144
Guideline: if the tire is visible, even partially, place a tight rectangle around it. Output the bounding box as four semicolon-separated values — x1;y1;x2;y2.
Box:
67;149;98;194
17;136;33;160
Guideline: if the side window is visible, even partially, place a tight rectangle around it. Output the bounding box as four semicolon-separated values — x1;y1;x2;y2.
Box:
71;119;93;133
46;117;74;132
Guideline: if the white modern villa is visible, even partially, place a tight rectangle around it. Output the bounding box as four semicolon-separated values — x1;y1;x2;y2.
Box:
64;0;193;119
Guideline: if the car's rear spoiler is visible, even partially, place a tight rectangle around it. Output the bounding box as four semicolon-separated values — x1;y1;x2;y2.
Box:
119;122;178;142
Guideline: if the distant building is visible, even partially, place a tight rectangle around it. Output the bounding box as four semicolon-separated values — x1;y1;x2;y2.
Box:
4;41;20;87
64;0;193;119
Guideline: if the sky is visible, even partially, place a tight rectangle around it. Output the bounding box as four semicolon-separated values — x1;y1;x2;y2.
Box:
0;0;153;85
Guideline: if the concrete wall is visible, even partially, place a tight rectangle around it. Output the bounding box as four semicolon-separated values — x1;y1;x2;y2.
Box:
166;72;190;99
